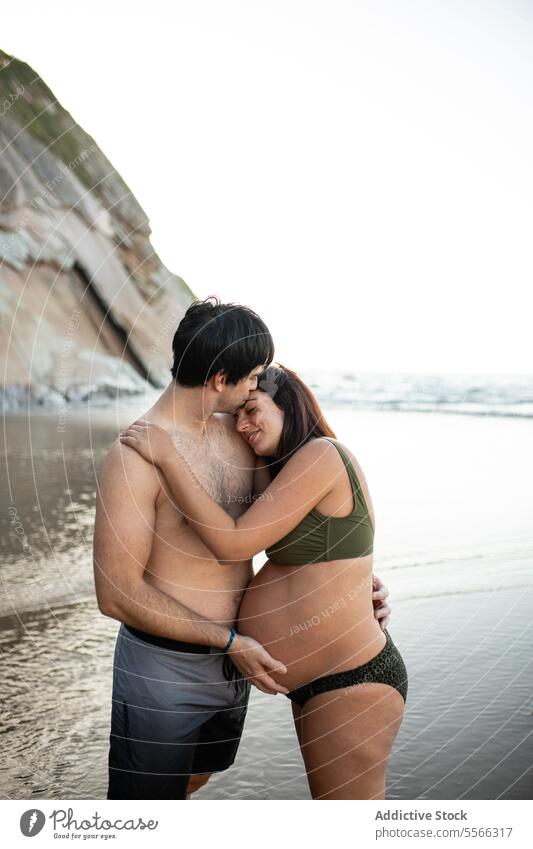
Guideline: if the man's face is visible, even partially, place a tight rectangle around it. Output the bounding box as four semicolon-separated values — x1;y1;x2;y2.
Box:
217;365;265;414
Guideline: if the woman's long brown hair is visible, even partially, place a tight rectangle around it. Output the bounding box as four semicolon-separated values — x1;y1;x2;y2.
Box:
256;364;336;479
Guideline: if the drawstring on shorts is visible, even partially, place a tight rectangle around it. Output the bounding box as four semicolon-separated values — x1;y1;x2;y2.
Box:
222;652;247;699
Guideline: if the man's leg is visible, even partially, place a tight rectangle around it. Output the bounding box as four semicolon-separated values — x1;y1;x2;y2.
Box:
106;625;251;800
187;676;251;796
107;697;200;800
186;773;211;798
106;624;209;800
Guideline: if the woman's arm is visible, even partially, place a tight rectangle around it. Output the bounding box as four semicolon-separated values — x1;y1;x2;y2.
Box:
119;421;339;561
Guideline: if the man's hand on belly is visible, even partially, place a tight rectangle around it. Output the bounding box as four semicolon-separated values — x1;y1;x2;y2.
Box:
227;634;290;695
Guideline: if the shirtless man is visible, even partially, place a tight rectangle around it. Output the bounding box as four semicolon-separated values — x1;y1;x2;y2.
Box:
93;297;391;800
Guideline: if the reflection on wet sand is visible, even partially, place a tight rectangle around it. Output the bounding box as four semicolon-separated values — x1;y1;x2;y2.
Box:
1;405;532;799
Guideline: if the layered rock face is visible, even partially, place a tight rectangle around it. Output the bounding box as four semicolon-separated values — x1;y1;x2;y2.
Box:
0;50;195;409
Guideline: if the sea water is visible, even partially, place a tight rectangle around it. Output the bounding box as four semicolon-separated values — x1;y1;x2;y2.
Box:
1;385;531;799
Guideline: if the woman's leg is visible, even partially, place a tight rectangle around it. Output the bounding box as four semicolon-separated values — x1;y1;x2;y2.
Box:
298;683;405;799
291;701;304;748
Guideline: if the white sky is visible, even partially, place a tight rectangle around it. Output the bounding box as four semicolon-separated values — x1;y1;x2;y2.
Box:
3;0;532;375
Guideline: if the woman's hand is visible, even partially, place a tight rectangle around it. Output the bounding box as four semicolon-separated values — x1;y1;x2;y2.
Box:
372;573;391;631
119;420;177;468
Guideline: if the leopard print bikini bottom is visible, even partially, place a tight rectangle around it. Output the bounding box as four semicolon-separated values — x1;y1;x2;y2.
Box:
286;629;408;708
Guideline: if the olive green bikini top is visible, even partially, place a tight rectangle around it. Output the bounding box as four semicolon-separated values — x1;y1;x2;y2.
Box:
265;437;374;566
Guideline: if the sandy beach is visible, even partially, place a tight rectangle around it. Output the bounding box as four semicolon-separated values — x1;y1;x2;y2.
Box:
1;404;531;800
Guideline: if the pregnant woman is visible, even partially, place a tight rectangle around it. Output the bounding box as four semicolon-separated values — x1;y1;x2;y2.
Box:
119;365;408;800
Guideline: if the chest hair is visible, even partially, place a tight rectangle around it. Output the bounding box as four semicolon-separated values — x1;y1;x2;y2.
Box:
171;423;253;511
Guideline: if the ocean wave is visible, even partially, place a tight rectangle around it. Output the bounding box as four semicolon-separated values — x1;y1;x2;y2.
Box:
301;370;533;418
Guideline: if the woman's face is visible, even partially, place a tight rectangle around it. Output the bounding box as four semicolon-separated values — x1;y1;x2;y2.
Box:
234;390;284;456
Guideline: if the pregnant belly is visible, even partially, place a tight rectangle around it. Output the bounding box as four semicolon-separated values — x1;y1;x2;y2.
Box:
237;558;386;691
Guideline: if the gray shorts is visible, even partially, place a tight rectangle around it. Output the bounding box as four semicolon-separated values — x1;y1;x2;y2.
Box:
107;623;250;800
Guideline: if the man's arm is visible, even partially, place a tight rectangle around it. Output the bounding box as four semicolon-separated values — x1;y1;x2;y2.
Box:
93;440;231;647
93;440;288;694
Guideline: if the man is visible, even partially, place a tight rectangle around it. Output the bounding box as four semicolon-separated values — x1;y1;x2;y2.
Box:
93;297;391;800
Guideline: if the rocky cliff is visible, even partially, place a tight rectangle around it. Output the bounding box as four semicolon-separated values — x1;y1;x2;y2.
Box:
0;50;195;410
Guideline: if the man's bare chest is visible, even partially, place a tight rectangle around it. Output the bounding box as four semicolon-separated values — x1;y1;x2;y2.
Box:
173;429;253;508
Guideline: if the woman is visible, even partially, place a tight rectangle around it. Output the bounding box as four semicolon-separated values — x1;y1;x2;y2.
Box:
119;364;408;800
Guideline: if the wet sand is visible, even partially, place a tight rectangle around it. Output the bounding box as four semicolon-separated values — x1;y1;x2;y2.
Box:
1;577;530;800
1;404;532;799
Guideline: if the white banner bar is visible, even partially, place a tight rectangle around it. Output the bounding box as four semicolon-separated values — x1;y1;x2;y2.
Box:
2;799;529;847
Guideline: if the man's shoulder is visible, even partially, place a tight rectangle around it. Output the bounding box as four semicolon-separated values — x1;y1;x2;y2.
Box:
99;438;161;491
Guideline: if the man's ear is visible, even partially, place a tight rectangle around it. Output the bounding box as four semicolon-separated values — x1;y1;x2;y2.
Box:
211;369;228;393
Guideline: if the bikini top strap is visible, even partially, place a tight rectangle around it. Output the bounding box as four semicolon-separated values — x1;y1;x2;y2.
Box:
321;437;368;516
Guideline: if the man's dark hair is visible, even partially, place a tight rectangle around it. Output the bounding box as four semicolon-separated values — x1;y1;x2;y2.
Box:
170;297;275;386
